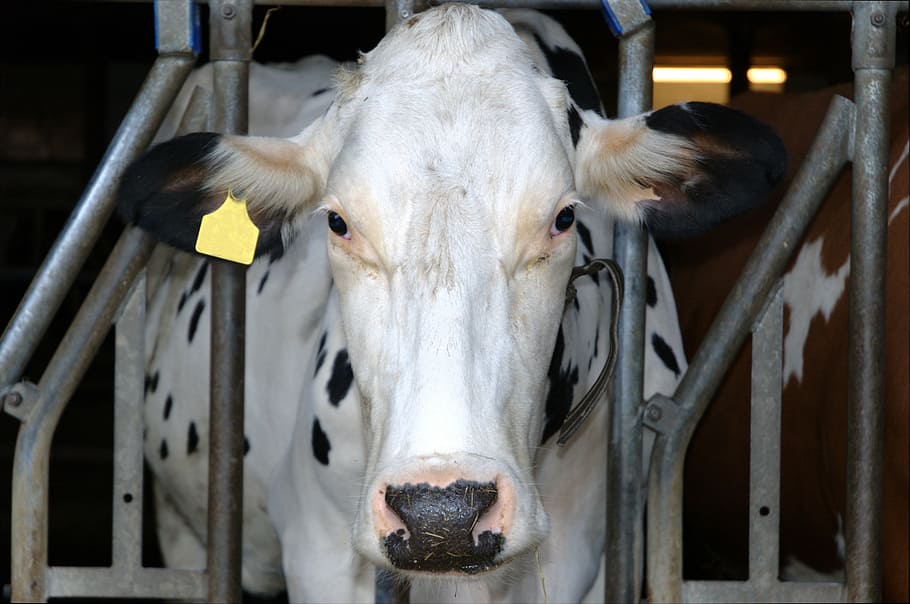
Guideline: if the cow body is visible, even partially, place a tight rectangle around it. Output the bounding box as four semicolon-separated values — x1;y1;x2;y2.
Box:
123;5;785;602
666;69;908;602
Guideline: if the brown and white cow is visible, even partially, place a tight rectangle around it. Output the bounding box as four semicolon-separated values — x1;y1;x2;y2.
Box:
664;67;908;602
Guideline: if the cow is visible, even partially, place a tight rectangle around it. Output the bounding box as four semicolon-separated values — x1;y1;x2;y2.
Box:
664;68;908;602
118;5;786;602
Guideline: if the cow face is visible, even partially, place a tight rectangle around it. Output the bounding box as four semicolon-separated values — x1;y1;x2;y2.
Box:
118;3;785;579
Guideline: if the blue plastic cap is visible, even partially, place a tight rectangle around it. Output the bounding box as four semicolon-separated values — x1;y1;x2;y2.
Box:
154;0;202;55
601;0;652;36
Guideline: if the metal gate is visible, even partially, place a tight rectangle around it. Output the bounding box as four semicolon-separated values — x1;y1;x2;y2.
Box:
0;0;903;602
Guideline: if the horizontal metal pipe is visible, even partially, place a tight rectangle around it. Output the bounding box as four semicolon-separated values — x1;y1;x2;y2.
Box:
646;95;855;603
683;579;845;603
11;227;157;602
0;55;195;392
47;566;206;600
75;0;910;11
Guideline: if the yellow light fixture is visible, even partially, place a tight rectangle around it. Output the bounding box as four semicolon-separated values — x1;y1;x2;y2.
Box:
747;67;788;84
652;66;787;85
652;67;732;83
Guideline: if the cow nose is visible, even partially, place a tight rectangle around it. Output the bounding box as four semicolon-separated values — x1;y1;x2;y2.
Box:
381;479;505;574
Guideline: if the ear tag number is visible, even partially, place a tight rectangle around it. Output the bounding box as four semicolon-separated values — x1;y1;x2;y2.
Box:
195;190;260;265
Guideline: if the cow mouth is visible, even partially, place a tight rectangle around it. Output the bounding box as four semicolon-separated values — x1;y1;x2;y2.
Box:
384;528;505;574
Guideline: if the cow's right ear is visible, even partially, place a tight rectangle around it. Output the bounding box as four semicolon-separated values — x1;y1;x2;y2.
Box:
117;125;333;260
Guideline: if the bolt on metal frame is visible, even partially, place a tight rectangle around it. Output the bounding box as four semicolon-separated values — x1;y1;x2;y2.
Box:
0;0;903;602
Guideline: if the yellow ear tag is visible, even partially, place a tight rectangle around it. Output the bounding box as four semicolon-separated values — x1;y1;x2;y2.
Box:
195;190;260;265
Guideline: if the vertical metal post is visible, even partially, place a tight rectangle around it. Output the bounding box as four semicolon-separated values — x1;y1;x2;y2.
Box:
748;284;783;587
846;2;895;601
606;15;654;604
207;1;252;602
111;272;147;575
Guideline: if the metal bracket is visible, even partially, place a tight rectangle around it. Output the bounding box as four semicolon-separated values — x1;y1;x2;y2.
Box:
2;381;40;423
602;0;652;37
642;393;684;436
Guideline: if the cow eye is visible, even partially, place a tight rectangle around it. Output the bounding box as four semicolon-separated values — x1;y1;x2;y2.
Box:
328;211;349;237
551;206;575;235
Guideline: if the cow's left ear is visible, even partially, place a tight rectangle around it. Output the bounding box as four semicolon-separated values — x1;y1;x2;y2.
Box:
575;101;787;238
118;115;337;260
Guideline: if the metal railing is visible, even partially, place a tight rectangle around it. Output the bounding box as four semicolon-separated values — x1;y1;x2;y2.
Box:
1;0;904;602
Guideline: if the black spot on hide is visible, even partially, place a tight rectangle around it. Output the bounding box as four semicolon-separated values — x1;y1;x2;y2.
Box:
244;436;251;456
257;271;269;294
144;371;159;396
327;349;354;406
188;299;205;344
312;418;331;465
542;327;579;444
190;261;208;295
159;439;169;460
568;105;583;147
314;331;328;376
651;333;681;378
576;220;594;255
187;421;199;455
163;395;173;420
646;276;657;308
268;245;285;264
533;34;602;114
177;291;188;314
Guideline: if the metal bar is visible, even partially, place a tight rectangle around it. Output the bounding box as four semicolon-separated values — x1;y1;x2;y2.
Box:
386;0;422;31
0;54;194;392
645;95;855;603
177;85;213;134
111;272;147;573
88;0;910;12
683;579;845;603
845;2;896;601
46;567;207;600
10;228;157;602
207;1;252;602
748;283;783;586
605;18;654;604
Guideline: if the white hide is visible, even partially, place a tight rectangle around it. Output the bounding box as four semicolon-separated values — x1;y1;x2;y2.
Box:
142;6;690;602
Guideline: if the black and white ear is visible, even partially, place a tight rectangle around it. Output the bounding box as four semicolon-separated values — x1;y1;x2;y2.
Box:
117;120;334;259
575;101;787;238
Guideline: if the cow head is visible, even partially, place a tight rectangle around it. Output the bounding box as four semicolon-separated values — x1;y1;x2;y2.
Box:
119;4;784;579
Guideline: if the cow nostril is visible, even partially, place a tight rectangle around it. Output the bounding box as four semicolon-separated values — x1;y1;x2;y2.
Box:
383;479;504;573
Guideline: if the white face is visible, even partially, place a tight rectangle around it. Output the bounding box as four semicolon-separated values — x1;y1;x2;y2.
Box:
321;7;580;573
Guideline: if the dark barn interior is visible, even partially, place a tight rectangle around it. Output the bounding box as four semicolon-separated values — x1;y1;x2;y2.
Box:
0;1;906;600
